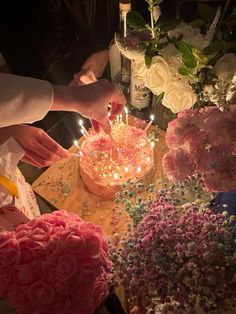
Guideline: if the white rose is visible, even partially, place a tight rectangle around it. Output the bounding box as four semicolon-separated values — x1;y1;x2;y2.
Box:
163;81;197;113
214;53;236;80
160;43;179;60
168;23;208;50
145;56;172;95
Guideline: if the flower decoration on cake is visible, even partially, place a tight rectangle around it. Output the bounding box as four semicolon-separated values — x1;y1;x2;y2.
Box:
112;190;236;313
79;116;156;199
0;210;112;314
162;105;236;192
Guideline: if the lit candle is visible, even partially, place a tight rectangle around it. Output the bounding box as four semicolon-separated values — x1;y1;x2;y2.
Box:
80;128;88;139
124;166;129;173
146;156;151;162
137;166;141;173
73;140;78;147
79;119;89;137
124;107;129;125
145;114;155;132
73;140;83;156
114;173;119;180
151;141;155;149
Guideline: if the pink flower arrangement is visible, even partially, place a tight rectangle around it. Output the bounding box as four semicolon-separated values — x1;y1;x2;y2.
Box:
113;191;236;313
0;210;112;314
163;106;236;192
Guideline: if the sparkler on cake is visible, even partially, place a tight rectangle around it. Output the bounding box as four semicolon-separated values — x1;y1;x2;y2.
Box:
77;112;155;199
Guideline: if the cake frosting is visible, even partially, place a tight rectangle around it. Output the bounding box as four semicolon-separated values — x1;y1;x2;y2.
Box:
79;121;155;199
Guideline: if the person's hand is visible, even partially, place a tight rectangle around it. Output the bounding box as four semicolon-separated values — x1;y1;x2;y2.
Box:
0;125;69;167
78;49;109;79
53;79;126;133
69;69;97;86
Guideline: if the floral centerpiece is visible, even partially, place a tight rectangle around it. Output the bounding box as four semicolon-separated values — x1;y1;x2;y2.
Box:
0;210;112;314
116;0;236;128
162;105;236;192
111;189;236;313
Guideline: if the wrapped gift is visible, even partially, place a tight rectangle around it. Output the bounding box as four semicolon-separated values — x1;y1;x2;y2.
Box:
0;138;40;231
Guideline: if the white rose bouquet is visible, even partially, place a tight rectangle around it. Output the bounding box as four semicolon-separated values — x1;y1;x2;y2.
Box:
120;0;236;114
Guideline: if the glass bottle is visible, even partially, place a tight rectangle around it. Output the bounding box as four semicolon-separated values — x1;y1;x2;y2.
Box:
109;1;131;97
130;60;152;110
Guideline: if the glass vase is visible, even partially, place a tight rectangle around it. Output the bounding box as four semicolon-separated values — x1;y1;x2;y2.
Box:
151;95;176;130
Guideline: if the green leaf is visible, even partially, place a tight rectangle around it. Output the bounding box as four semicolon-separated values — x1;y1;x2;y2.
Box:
197;3;216;23
127;11;146;30
178;67;189;76
145;49;153;68
175;41;197;68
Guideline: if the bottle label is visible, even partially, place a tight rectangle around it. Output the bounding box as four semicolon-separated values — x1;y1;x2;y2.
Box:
130;77;151;109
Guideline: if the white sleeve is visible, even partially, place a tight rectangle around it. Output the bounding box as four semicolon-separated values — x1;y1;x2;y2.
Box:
0;73;53;127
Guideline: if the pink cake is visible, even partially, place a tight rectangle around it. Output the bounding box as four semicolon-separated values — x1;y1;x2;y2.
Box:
79;121;155;199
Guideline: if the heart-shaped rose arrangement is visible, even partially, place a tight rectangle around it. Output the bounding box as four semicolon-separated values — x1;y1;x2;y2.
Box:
0;210;112;314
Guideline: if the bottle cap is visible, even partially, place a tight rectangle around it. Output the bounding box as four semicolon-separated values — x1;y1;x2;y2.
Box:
119;1;131;11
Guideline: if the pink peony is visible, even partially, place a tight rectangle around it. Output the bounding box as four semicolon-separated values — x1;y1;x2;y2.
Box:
0;210;112;314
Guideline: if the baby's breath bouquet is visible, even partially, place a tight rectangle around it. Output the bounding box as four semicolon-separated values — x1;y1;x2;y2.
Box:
111;186;236;314
116;0;236;114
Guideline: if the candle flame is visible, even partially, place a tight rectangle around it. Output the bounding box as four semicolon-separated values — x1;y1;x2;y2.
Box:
151;141;155;149
114;173;119;180
124;107;128;114
73;140;78;147
79;119;83;126
124;166;129;173
150;114;155;121
146;156;151;162
137;166;141;172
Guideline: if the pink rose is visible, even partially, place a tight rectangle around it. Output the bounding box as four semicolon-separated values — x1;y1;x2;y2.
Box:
17;264;35;285
51;298;72;313
0;266;15;297
162;148;195;181
62;233;86;257
28;280;55;306
56;256;77;281
7;287;31;313
0;211;111;314
84;232;102;259
0;236;20;267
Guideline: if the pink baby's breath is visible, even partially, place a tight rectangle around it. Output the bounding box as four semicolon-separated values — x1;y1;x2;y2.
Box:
114;191;236;313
